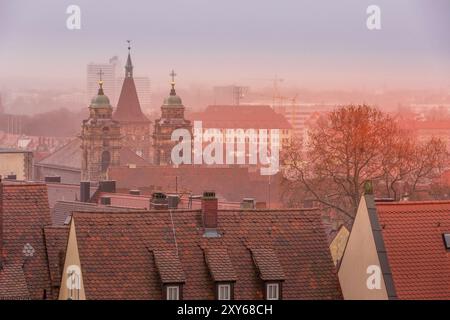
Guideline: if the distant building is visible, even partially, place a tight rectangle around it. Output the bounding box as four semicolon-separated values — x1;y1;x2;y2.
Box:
213;85;249;106
189;104;293;152
0;148;33;180
81;80;122;182
113;46;152;160
273;104;334;144
109;165;284;205
153;71;192;165
86;59;118;105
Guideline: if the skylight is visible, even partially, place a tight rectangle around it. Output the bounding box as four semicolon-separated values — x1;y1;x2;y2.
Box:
444;234;450;250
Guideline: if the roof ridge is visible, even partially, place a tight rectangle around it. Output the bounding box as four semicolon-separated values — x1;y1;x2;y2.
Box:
377;200;450;205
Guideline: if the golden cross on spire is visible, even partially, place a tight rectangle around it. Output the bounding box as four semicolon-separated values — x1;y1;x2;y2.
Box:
97;69;104;87
127;39;131;52
170;70;177;84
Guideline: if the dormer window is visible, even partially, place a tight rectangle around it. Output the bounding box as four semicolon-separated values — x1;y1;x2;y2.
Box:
250;248;285;300
217;283;233;300
265;282;281;300
166;285;180;300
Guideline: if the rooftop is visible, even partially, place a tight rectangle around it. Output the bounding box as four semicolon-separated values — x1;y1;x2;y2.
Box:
376;200;450;299
69;207;342;299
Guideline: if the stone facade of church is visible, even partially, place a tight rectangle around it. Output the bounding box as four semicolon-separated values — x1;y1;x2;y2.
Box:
113;46;152;160
153;72;192;165
81;81;121;182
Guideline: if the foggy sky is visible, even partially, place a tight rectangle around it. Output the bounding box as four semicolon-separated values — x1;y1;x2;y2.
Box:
0;0;449;90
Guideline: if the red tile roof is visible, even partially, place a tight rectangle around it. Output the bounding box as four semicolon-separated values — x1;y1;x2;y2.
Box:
189;105;292;129
113;77;150;123
152;250;186;284
43;226;69;299
0;264;30;300
1;183;52;299
251;248;285;281
377;201;450;300
70;208;342;299
204;247;237;282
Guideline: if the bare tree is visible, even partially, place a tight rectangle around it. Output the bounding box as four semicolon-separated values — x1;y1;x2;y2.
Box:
282;105;449;219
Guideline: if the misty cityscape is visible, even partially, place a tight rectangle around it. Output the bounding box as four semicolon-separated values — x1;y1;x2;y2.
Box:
0;0;449;306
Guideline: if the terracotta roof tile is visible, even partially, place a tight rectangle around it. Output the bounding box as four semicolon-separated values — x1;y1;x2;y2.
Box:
204;247;237;282
114;77;150;123
377;201;450;300
1;183;52;299
152;250;186;284
189;105;292;129
43;226;69;299
0;264;30;300
251;248;285;281
52;200;144;226
71;208;342;299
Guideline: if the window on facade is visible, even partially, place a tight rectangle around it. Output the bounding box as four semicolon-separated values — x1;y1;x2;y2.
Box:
266;283;280;300
217;284;231;300
166;286;180;300
101;151;111;172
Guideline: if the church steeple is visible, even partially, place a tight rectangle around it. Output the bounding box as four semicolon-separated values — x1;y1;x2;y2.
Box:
125;40;133;78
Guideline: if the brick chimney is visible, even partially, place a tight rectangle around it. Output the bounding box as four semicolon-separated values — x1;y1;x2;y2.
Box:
80;181;90;203
202;191;218;229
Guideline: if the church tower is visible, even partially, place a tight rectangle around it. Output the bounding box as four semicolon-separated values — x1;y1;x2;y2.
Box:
113;41;152;160
81;75;121;182
153;70;192;165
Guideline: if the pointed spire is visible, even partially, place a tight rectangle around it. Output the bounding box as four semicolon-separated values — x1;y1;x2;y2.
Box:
125;40;133;78
170;69;177;96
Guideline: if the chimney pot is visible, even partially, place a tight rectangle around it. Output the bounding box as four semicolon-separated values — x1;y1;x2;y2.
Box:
150;192;168;210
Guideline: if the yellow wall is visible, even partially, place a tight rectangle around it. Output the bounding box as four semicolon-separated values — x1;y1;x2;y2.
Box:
0;152;31;180
59;220;86;300
338;196;388;300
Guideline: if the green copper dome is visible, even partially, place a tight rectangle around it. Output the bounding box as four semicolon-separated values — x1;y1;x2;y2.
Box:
163;94;183;106
90;82;112;108
163;79;183;106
